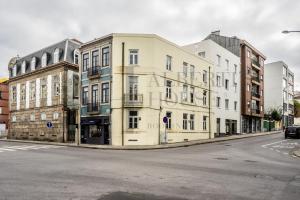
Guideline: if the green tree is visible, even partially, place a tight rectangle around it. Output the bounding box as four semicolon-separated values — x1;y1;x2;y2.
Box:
294;100;300;117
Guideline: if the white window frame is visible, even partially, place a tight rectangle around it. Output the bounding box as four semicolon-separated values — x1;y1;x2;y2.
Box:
21;61;26;74
166;80;172;99
31;57;36;71
129;49;139;65
182;85;188;102
166;55;172;71
190;114;195;130
41;113;47;121
42;53;47;67
54;48;60;64
183;113;188;130
128;110;139;129
166;112;172;129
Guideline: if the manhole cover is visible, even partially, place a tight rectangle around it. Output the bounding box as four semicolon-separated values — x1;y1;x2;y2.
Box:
215;157;229;160
98;192;187;200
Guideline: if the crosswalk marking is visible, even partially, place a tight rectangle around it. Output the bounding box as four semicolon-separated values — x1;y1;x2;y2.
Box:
0;145;63;153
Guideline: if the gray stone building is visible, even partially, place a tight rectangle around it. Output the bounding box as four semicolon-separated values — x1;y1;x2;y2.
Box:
8;39;81;142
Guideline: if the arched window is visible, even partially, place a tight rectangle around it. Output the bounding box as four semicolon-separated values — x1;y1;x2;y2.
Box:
54;48;60;64
74;49;79;64
21;61;26;74
42;53;47;67
31;57;36;71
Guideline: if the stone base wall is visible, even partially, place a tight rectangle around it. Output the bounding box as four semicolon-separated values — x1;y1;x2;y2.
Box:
8;106;67;142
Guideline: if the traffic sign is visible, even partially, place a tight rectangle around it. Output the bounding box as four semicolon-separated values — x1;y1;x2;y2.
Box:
47;122;53;128
163;116;168;124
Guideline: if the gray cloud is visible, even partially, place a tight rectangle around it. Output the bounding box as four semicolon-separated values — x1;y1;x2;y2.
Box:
0;0;299;90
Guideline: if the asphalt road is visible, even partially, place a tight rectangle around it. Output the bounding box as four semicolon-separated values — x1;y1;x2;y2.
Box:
0;133;299;200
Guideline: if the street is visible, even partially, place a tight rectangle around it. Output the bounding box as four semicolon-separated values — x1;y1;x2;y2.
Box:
0;133;299;200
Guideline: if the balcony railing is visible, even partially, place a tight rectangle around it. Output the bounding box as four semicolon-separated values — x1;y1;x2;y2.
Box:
86;102;100;113
124;94;143;107
252;59;260;68
88;66;100;78
251;76;260;83
251;92;260;98
251;109;260;114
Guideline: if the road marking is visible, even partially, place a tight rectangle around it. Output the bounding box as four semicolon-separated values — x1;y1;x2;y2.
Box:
0;148;16;151
0;145;63;153
261;140;287;148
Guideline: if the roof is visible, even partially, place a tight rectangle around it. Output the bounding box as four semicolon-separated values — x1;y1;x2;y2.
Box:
0;77;8;83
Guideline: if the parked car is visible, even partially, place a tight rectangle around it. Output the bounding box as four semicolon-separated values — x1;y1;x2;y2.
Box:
285;125;300;139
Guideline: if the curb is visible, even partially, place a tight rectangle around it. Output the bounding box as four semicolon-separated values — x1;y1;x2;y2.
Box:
0;131;282;150
292;148;300;158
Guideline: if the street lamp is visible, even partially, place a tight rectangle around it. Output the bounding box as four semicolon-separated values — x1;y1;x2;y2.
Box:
282;30;300;34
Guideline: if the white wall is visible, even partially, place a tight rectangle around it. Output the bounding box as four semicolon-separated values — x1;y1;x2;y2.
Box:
183;39;241;134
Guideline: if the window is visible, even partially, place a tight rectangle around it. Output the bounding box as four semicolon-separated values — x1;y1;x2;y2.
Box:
190;87;194;103
53;75;60;96
183;62;188;77
20;84;26;102
166;55;172;70
182;85;188;102
283;67;287;76
198;51;205;58
166;112;172;129
247;50;250;58
13;66;16;77
203;116;207;130
102;47;110;66
225;79;229;90
203;70;207;83
203;91;207;106
92;50;99;68
101;83;109;103
41;113;47;121
283;79;287;88
190;114;194;130
82;53;89;72
128;76;138;101
12;115;16;122
30;114;35;122
30;81;36;101
234;64;237;73
183;113;188;130
73;75;79;98
74;49;79;64
225;59;229;70
234;101;237;111
217;55;221;66
225;99;229;109
234;83;237;92
129;111;138;129
91;84;98;104
12;86;16;103
82;86;88;105
260;75;263;80
53;112;59;120
216;97;221;108
41;78;47;99
247;84;250;91
166;80;172;99
129;49;138;65
190;65;195;79
54;48;60;64
216;75;221;87
21;61;26;74
42;53;47;67
31;57;36;71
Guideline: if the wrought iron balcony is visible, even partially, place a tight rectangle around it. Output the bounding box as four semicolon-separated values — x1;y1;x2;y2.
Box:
124;94;143;107
251;109;260;114
88;66;100;79
251;92;260;98
86;102;100;113
251;75;260;83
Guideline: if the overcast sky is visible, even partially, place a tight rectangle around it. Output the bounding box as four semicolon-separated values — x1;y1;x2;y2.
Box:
0;0;299;90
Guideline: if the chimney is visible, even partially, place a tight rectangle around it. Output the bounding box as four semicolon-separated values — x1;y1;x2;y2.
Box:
211;30;220;35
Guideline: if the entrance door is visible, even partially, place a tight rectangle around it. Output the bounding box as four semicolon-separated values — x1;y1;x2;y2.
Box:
216;118;220;137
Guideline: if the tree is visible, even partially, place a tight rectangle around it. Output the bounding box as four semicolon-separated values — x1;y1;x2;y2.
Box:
294;100;300;117
265;107;282;121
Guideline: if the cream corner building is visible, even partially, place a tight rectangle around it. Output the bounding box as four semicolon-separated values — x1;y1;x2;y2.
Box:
79;33;215;146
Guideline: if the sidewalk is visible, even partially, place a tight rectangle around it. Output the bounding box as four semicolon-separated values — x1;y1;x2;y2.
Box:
0;131;282;150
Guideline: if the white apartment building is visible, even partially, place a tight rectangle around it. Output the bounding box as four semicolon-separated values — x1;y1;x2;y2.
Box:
265;61;294;127
183;39;241;136
79;33;215;146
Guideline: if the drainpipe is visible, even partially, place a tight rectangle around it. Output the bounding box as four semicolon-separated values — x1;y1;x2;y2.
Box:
209;66;212;139
121;42;125;146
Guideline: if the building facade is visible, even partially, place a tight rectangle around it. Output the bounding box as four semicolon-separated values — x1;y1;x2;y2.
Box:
79;33;215;145
8;39;81;142
205;31;266;133
183;39;241;136
264;61;294;127
0;78;9;136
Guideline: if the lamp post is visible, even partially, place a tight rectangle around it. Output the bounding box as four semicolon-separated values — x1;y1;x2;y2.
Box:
282;30;300;34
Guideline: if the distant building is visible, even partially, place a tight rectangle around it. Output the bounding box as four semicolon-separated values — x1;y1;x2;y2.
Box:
0;78;9;136
79;33;215;145
8;39;81;142
265;61;294;127
203;31;266;133
183;39;241;136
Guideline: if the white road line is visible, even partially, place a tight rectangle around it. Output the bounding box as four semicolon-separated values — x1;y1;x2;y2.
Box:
261;140;287;148
6;145;44;150
0;148;16;151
